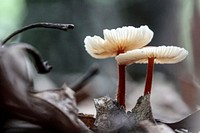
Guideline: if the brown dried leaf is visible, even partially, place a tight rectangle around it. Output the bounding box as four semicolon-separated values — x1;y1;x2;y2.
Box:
92;95;172;133
161;110;200;133
94;96;129;132
128;94;155;123
139;120;175;133
78;113;96;129
33;84;91;132
0;43;53;129
93;96;161;133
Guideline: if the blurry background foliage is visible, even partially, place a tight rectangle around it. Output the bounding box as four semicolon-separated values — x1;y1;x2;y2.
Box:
0;0;26;39
0;0;198;87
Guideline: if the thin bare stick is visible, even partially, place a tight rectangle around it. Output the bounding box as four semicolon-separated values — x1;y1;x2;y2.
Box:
2;22;74;45
71;64;99;92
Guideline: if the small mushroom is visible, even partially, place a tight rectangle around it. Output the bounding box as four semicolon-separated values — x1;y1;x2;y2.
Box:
115;46;188;96
84;25;153;58
84;26;153;108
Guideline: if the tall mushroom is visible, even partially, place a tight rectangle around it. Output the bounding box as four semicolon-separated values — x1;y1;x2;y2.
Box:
84;26;153;108
115;46;188;96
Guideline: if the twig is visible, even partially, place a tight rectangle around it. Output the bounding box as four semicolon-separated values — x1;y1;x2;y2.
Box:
2;22;74;45
71;64;99;92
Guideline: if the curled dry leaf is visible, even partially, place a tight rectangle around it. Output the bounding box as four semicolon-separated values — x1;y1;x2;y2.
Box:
160;110;200;133
33;84;91;132
91;95;175;133
94;96;129;132
0;22;91;132
139;120;175;133
128;94;155;123
0;44;90;132
78;113;96;129
0;35;90;133
0;43;53;128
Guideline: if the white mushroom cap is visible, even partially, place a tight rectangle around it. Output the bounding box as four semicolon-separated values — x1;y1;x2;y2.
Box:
84;25;154;59
115;46;188;65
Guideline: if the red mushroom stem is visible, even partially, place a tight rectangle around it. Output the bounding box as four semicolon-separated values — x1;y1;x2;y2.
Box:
116;64;126;109
144;57;155;95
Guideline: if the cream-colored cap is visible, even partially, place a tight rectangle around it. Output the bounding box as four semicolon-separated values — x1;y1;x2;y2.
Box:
84;25;153;59
115;46;188;65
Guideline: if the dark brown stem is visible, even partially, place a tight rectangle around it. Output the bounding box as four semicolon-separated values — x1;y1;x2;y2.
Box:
144;57;155;95
116;64;126;108
2;22;74;45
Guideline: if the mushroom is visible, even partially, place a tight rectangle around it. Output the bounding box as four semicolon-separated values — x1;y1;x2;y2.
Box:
84;26;153;108
115;46;188;96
